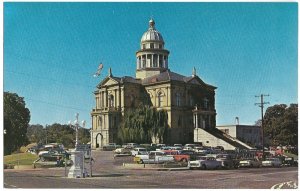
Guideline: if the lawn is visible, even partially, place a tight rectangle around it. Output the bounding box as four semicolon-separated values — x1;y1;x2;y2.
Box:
4;152;39;165
284;152;298;160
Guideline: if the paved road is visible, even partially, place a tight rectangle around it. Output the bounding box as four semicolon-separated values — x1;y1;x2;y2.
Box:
4;150;298;189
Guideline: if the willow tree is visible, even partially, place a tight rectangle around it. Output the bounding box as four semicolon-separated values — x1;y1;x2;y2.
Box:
117;105;168;144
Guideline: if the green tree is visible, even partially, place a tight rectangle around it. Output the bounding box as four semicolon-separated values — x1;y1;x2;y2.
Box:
26;124;45;144
117;105;168;144
4;92;30;155
44;123;90;148
46;123;75;148
78;128;91;144
263;104;298;146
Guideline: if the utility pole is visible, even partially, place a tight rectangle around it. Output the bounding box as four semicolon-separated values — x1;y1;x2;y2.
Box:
255;94;269;160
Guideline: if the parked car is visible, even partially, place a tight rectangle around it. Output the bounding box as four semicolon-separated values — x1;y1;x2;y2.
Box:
125;143;139;149
163;150;190;162
179;150;205;161
114;147;131;155
131;147;147;156
262;158;282;167
216;154;239;169
134;151;174;164
39;150;70;162
102;143;121;151
174;144;183;147
169;146;183;151
188;156;222;170
239;158;262;168
282;157;298;167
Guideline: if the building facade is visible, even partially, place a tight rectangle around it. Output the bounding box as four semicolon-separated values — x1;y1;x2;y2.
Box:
90;19;217;149
216;125;262;147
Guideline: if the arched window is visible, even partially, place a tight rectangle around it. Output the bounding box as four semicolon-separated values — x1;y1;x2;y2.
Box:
109;94;114;107
130;94;135;107
178;116;182;127
157;92;163;107
203;98;209;109
98;116;102;128
176;93;181;106
190;96;194;106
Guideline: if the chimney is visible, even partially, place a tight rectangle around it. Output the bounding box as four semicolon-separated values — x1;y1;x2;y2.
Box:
235;117;239;125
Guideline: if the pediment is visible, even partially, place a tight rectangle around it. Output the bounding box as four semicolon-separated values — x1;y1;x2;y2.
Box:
187;76;217;90
189;78;201;85
97;77;119;88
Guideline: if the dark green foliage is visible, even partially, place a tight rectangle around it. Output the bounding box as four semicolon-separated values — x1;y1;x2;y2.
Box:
117;105;168;144
4;92;31;155
26;124;45;144
27;123;90;148
78;128;91;144
263;104;298;146
38;123;90;148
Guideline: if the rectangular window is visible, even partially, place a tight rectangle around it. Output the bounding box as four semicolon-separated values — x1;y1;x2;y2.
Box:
150;43;154;49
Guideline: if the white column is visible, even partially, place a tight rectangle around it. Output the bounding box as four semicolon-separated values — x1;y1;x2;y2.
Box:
195;113;198;129
104;91;107;108
193;113;196;128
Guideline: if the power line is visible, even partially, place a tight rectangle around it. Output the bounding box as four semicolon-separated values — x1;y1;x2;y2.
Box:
25;98;91;112
255;94;270;160
4;69;97;89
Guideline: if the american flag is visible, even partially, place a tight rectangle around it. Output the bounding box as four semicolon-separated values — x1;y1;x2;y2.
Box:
93;63;103;77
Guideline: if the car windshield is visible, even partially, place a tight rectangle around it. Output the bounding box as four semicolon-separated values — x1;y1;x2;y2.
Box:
217;155;229;159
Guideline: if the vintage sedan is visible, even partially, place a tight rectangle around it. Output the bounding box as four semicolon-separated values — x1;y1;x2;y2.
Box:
134;151;174;164
216;154;237;169
39;150;70;162
188;156;222;170
262;158;282;167
114;147;132;155
131;147;147;156
239;158;262;168
102;143;121;151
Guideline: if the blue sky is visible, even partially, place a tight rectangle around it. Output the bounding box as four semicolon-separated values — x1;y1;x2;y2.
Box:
4;2;298;128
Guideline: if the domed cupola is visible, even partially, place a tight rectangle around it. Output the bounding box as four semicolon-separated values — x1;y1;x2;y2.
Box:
136;19;170;79
141;19;164;43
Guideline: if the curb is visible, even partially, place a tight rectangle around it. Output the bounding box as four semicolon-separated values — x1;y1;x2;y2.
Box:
122;163;189;171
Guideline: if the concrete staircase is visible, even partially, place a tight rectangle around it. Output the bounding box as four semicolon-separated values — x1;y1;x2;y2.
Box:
197;127;253;150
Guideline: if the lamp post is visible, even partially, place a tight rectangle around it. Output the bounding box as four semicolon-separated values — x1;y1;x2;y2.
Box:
68;113;86;150
67;113;86;178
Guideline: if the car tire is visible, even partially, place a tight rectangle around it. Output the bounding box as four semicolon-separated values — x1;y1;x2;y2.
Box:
182;159;187;163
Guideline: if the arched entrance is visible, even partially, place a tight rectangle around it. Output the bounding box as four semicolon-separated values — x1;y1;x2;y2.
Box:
95;133;103;148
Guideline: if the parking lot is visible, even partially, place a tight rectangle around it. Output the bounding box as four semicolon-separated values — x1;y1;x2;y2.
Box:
4;150;298;189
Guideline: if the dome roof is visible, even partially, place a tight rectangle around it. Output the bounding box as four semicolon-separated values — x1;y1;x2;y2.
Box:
141;19;164;43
